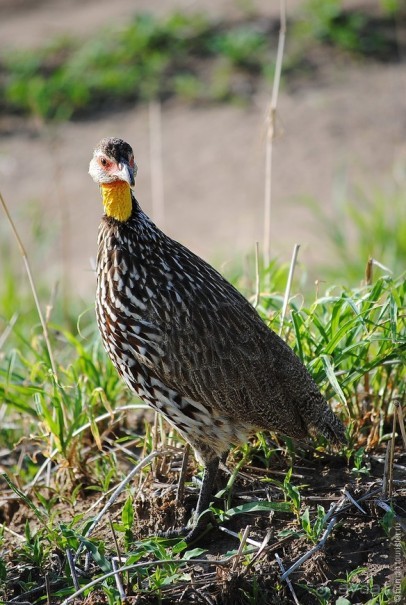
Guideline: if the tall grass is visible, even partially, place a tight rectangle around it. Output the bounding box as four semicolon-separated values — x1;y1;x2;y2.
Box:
304;185;406;282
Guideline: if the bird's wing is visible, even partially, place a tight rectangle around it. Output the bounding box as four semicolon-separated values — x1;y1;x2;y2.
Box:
112;226;305;427
144;274;282;418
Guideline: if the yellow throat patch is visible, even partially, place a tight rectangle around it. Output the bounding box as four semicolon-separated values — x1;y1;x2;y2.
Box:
101;181;132;222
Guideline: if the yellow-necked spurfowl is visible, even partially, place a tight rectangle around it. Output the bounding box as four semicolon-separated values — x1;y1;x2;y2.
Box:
89;137;345;542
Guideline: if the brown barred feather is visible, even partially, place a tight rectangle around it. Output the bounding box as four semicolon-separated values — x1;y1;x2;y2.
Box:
90;138;346;541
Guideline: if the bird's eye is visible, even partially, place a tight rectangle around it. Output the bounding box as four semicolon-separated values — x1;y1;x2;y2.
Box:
100;158;108;167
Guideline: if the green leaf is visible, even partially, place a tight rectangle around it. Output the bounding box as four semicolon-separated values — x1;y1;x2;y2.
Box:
301;507;311;534
121;494;134;531
291;310;304;362
221;500;291;521
182;547;207;560
320;355;347;408
2;473;47;526
78;537;112;572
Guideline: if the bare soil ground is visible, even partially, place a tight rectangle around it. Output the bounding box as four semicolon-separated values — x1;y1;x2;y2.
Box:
1;435;405;604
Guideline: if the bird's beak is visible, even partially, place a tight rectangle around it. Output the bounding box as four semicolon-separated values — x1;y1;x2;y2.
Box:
117;160;135;187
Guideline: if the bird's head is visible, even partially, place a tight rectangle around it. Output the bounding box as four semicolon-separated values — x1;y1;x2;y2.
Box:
89;138;138;222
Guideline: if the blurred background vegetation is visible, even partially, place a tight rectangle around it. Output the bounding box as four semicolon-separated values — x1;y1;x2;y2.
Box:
1;0;404;120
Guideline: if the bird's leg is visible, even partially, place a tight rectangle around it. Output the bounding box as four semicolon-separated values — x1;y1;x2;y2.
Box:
163;456;220;543
185;456;220;542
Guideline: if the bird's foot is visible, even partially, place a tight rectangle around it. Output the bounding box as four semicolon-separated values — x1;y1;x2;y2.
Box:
158;514;213;543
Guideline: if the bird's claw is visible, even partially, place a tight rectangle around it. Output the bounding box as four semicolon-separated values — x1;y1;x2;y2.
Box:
158;526;189;539
158;518;213;543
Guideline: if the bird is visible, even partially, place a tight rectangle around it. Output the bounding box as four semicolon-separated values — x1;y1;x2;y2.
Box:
89;137;346;542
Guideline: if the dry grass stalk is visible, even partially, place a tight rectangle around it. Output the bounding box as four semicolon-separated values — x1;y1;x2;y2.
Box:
232;524;251;571
112;558;126;601
382;442;391;498
263;0;287;265
243;529;273;573
47;130;71;316
0;522;26;542
108;513;123;568
66;548;81;595
45;572;52;605
253;241;260;308
176;443;191;502
0;192;58;379
388;411;397;498
152;411;160;474
149;99;165;228
365;256;374;285
218;525;262;548
337;487;382;516
275;552;300;605
395;399;406;450
343;488;367;515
